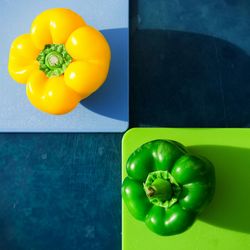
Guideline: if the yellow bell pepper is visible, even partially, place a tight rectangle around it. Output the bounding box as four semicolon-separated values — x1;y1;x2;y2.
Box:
8;8;111;115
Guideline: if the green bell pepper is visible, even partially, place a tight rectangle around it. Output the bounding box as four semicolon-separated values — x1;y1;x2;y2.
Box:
122;140;215;236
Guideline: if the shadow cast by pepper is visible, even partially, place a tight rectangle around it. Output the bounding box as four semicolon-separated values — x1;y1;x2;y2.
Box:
81;28;128;122
130;30;250;127
188;145;250;234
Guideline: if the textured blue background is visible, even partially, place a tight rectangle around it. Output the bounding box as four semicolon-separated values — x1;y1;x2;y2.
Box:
1;0;250;250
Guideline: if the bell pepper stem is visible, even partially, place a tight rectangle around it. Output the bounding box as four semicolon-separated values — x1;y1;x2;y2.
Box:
145;178;173;201
37;44;72;77
145;187;155;197
144;170;181;208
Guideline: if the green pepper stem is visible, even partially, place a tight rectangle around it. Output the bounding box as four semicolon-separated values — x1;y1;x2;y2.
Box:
145;178;172;202
144;170;181;208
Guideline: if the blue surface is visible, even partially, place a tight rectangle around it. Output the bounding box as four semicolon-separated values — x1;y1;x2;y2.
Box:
1;0;250;250
131;0;250;127
0;134;122;250
82;29;128;122
0;0;129;132
138;0;250;53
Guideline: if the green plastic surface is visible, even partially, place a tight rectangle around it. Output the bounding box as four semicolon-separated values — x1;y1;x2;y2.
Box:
122;128;250;250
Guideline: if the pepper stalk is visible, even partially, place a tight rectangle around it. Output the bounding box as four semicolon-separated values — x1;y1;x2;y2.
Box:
37;44;72;77
144;170;182;208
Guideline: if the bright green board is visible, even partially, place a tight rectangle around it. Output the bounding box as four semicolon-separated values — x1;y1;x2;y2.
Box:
122;128;250;250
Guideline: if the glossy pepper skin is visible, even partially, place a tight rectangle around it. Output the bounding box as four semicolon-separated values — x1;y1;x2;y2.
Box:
122;140;215;236
8;8;111;115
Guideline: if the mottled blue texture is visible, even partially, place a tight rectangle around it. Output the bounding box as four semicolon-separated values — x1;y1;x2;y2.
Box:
0;134;122;250
131;0;250;127
138;0;250;53
130;30;250;127
1;0;250;250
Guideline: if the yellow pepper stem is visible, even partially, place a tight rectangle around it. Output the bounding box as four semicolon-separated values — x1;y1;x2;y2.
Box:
37;44;72;77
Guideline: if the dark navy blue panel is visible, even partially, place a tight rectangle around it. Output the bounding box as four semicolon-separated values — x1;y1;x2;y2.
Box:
130;30;250;127
0;134;122;250
138;0;250;53
131;0;250;127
